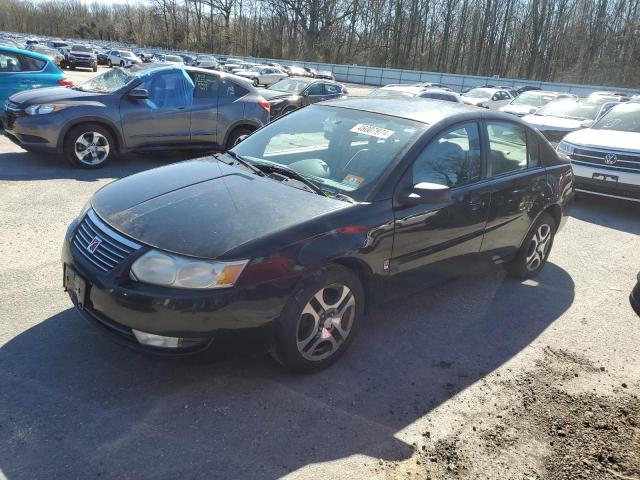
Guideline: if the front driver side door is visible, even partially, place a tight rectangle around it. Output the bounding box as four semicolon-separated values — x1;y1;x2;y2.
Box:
120;69;193;149
301;82;327;106
390;121;492;281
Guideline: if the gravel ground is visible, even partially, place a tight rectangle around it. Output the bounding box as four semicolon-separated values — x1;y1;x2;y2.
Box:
0;68;639;480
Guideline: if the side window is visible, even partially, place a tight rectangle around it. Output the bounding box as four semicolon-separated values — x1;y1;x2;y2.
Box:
526;130;540;168
18;54;46;71
306;83;325;96
0;52;22;72
487;122;529;176
412;122;482;188
325;84;341;95
492;93;500;101
218;80;247;100
191;72;218;100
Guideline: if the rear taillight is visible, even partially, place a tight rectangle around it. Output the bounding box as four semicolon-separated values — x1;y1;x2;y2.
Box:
59;78;73;87
259;100;270;113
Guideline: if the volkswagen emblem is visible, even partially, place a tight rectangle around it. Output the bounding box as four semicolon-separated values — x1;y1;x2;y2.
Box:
604;153;618;165
87;236;102;254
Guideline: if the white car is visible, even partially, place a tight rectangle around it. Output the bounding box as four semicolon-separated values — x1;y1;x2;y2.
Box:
151;53;184;65
461;87;514;109
106;50;141;68
500;91;575;117
235;66;289;86
557;102;640;203
523;98;619;143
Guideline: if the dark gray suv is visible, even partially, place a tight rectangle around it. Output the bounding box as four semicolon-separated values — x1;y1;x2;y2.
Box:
4;64;270;168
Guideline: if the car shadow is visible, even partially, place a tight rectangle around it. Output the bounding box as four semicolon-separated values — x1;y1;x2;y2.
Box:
570;194;640;236
0;133;201;182
0;262;574;479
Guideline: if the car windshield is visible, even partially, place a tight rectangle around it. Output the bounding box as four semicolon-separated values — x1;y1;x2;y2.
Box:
197;56;216;63
72;45;92;53
537;100;602;120
268;78;311;93
592;104;640;133
76;68;134;93
464;88;494;99
231;105;425;200
511;92;556;107
121;51;136;59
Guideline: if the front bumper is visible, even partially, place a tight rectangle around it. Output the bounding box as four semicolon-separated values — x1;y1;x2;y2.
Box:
62;217;293;353
572;163;640;202
3;110;62;153
67;58;96;68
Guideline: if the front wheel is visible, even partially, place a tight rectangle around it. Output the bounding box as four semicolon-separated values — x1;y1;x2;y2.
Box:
506;212;556;279
108;60;112;68
92;65;97;72
252;77;259;86
63;123;115;169
120;61;124;67
269;265;364;373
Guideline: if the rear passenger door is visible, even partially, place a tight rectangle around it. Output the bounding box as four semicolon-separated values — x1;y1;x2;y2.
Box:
189;71;218;145
217;79;249;146
480;121;548;260
0;50;48;102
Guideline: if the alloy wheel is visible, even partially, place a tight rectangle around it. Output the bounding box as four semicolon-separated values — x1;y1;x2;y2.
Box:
296;284;356;361
525;223;552;271
74;132;110;166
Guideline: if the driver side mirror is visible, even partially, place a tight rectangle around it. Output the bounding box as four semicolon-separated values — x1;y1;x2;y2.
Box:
396;182;452;206
127;88;149;100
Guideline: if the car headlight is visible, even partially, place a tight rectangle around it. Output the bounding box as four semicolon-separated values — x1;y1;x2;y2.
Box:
130;250;248;289
557;141;575;156
25;104;68;115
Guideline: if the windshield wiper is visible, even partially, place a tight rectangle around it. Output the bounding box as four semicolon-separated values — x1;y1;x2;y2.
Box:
252;162;325;196
322;190;357;203
218;151;264;177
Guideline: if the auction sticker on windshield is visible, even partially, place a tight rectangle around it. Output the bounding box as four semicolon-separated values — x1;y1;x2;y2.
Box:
350;124;395;139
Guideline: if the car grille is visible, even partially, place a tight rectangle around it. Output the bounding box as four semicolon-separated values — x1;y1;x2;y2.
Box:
72;210;141;272
572;148;640;172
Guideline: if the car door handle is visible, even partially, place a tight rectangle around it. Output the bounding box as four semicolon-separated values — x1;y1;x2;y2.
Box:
468;196;485;211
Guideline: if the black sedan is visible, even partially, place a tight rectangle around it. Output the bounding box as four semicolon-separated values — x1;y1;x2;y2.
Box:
62;98;574;372
259;77;348;117
631;274;640;317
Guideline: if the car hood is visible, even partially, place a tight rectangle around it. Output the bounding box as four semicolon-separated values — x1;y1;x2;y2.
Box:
501;104;537;115
521;114;584;131
563;128;640;153
9;86;104;106
90;158;349;259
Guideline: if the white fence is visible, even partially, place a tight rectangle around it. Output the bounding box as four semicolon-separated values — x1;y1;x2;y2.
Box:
228;55;638;97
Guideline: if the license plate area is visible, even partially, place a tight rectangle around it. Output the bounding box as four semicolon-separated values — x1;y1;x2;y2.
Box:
64;264;88;309
593;172;619;183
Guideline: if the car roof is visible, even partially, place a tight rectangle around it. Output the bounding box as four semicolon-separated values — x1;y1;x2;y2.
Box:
320;97;480;124
0;45;51;63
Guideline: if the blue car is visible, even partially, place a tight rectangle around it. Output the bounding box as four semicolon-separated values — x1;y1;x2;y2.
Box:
0;46;71;119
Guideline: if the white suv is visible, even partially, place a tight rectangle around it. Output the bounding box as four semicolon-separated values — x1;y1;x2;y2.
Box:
106;50;141;68
461;87;514;109
557;102;640;202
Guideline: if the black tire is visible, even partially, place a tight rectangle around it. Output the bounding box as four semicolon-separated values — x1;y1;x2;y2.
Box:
269;264;364;373
69;64;75;70
252;77;259;86
63;123;116;169
92;65;97;72
225;127;253;150
505;212;556;279
108;60;112;68
120;61;125;67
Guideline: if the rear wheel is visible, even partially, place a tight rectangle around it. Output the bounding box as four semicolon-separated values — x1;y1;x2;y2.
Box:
63;123;115;169
120;61;125;67
269;265;364;373
252;77;259;87
225;127;253;150
505;212;556;279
